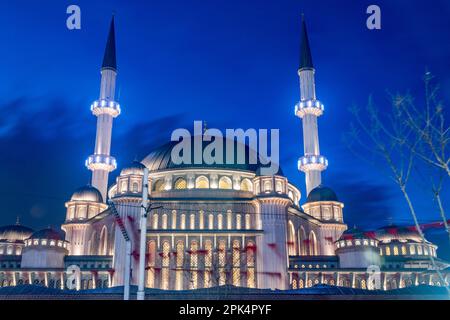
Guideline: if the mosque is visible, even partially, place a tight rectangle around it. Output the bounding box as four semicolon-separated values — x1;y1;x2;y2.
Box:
0;16;448;293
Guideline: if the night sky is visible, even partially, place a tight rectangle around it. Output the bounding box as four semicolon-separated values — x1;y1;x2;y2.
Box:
0;1;449;257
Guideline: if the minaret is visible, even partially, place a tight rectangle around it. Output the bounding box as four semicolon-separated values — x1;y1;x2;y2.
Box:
295;16;328;195
85;17;121;202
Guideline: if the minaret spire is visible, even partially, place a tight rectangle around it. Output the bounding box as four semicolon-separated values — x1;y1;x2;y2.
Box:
102;16;117;71
300;14;314;70
85;16;121;202
295;16;328;195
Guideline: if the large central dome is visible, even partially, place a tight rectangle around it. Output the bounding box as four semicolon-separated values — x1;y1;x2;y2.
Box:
141;137;282;175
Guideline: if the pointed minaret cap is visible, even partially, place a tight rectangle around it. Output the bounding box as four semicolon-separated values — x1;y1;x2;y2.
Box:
102;15;117;71
299;14;314;71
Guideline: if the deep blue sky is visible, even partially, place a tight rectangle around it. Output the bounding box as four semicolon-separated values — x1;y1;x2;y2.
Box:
0;0;449;256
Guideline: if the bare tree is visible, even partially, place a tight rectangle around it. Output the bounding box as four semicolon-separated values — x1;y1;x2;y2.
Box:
343;72;449;290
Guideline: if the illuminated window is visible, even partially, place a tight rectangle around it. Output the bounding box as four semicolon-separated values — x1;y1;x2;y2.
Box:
240;179;253;192
218;214;223;230
162;214;168;229
199;210;204;229
424;246;429;255
190;241;198;289
232;240;241;286
175;241;184;290
190;214;195;230
171;210;177;229
180;214;186;229
299;279;304;288
309;231;318;256
245;214;251;229
385;246;391;256
174;178;187;190
227;210;232;229
195;176;209;189
161;241;170;289
292;279;297;289
208;214;214;229
409;245;416;255
288;221;297;255
120;180;127;193
401;245;407;255
275;181;283;193
236;214;241;230
218;240;226;285
417;245;423;255
393;246;399;256
146;241;156;288
246;241;256;288
131;182;139;193
152;213;159;229
153;179;165;192
264;181;271;192
219;176;232;189
298;227;307;256
99;226;108;255
204;240;213;288
361;279;366;289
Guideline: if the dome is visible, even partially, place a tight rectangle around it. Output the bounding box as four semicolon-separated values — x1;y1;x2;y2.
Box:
375;225;423;243
29;228;65;241
339;227;376;240
306;185;338;203
141;138;283;175
120;160;146;176
0;224;34;242
70;185;103;203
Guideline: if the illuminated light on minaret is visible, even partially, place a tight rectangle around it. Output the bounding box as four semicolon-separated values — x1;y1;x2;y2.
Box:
85;16;121;202
295;15;328;195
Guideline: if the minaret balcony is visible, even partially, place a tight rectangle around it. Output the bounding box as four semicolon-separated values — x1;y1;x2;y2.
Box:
91;99;121;117
298;155;328;172
86;154;117;172
295;99;324;118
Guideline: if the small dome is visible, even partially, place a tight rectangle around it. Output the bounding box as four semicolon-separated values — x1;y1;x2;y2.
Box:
306;185;338;203
71;185;103;203
375;225;423;243
120;161;146;176
339;227;375;240
29;228;65;241
0;224;34;242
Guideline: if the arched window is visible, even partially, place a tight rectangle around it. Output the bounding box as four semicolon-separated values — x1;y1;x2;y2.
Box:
190;214;196;230
240;179;253;192
175;241;184;290
298;227;307;256
424;246;429;255
146;241;156;288
190;241;198;289
180;214;186;229
204;240;213;288
227;210;232;229
6;245;13;255
120;180;127;193
299;279;304;288
219;176;232;189
409;245;416;255
393;246;399;256
99;226;108;255
246;241;256;288
417;245;423;255
171;210;177;229
309;231;318;256
153;179;165;192
195;176;209;189
208;214;214;229
264;181;271;192
288;221;296;256
152;214;159;229
174;178;187;190
401;245;407;255
245;214;251;229
218;240;226;285
131;182;139;193
218;214;223;230
275;181;283;193
161;241;170;290
232;240;241;286
162;214;168;229
236;214;242;230
385;246;391;255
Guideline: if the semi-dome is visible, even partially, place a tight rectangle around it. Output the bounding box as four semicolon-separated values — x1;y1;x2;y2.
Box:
375;225;423;243
29;228;65;241
70;185;103;203
141;137;283;175
306;185;338;203
0;224;34;242
120;160;146;176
